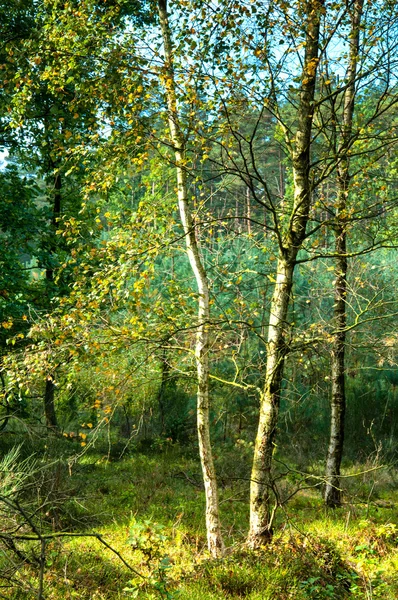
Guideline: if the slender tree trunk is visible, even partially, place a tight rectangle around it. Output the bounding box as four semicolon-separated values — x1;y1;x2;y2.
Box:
325;224;347;505
325;0;363;507
158;0;224;557
44;377;58;431
44;171;61;430
249;257;295;543
248;0;323;547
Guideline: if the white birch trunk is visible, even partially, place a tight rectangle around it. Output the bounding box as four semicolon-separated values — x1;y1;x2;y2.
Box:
157;0;224;557
249;258;294;543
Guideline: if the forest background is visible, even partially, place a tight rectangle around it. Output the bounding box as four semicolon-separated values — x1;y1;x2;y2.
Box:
0;0;398;598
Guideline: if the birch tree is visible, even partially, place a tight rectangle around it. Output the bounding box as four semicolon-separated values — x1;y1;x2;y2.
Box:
157;0;224;557
8;0;398;552
246;0;324;547
203;0;398;543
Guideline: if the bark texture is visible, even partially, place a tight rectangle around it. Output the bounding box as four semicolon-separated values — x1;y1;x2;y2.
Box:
325;0;363;507
248;0;323;547
158;0;224;557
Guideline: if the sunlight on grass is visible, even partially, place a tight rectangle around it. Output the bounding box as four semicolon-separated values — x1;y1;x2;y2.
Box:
1;447;397;599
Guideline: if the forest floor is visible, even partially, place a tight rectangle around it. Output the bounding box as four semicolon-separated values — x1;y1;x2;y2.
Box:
0;438;397;599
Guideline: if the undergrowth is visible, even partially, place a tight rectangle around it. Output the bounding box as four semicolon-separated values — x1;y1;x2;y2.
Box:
0;439;396;599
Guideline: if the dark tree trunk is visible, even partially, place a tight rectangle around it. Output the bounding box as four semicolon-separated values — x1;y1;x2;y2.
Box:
44;377;58;430
324;0;363;508
325;228;347;506
43;171;61;431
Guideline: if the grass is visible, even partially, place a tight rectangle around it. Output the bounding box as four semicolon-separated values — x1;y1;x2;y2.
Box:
0;440;397;599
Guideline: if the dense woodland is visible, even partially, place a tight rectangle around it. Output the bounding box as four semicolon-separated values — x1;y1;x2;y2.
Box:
0;0;398;598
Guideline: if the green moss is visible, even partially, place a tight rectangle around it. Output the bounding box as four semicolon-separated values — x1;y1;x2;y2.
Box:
1;445;397;599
